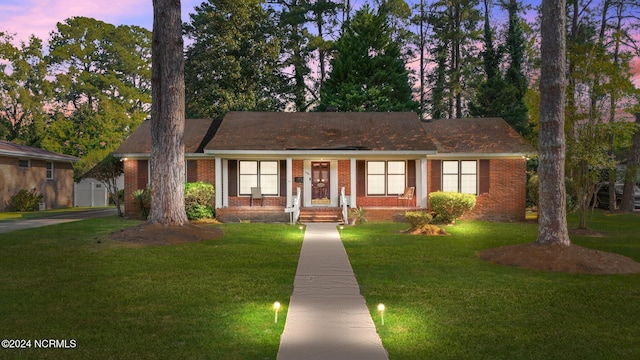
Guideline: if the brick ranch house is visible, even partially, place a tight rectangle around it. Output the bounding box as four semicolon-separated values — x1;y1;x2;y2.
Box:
114;112;534;222
0;140;78;211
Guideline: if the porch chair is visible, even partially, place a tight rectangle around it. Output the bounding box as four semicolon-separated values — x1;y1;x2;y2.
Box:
251;187;264;207
397;186;415;206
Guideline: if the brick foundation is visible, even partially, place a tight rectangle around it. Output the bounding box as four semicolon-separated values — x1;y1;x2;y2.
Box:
216;207;290;223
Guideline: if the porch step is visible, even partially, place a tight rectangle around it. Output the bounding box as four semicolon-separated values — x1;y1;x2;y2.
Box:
298;208;342;223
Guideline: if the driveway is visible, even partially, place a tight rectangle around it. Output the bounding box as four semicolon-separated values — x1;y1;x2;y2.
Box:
0;208;118;234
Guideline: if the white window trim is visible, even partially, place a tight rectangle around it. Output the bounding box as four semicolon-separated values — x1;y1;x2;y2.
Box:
442;160;478;195
238;160;279;196
366;160;407;196
46;162;54;180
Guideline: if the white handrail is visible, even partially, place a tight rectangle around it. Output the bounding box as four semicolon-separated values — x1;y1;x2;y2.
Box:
289;187;301;225
340;187;348;224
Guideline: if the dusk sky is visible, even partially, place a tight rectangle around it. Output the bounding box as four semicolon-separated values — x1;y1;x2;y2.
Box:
0;0;637;84
0;0;202;43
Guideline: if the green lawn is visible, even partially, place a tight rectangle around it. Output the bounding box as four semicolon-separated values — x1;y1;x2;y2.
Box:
2;211;639;359
341;210;640;359
0;218;302;359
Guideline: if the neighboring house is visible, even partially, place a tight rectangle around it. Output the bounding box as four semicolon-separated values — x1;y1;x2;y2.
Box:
114;112;534;222
0;140;78;211
74;175;124;207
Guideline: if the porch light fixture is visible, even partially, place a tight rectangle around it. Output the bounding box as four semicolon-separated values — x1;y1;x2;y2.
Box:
377;303;385;325
273;301;281;323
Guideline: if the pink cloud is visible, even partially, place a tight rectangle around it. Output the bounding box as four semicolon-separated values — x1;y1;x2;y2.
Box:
0;0;200;45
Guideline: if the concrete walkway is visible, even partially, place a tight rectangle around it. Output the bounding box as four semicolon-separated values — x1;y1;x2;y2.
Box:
277;223;388;360
0;208;117;233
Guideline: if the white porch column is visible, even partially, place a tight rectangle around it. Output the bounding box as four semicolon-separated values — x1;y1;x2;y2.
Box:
420;158;428;208
286;157;293;208
222;159;229;207
215;157;223;208
350;158;357;208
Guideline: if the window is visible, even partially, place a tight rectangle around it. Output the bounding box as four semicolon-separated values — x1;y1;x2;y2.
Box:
367;161;406;195
46;162;54;180
442;160;477;194
239;160;278;196
18;159;30;169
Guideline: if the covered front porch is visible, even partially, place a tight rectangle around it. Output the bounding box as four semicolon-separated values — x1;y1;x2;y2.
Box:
213;157;428;210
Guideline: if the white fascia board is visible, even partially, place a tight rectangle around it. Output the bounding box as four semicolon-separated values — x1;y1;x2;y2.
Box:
0;149;78;163
115;153;207;159
205;150;437;159
184;153;213;159
427;152;533;159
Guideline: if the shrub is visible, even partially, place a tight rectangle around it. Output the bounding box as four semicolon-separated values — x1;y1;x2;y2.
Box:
350;206;367;224
132;188;151;219
405;211;434;228
430;192;476;224
185;204;214;220
9;189;44;212
184;182;215;220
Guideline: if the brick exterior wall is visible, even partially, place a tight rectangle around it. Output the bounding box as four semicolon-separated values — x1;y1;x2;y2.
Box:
123;158;217;218
427;158;526;221
337;160;351;196
122;157;527;222
216;207;290;223
468;158;527;221
356;196;416;207
0;156;74;211
123;159;144;217
187;159;215;184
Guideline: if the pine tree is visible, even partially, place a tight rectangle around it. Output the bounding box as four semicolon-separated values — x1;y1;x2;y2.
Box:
470;0;529;136
426;0;482;119
502;0;529;136
469;0;509;119
319;4;417;112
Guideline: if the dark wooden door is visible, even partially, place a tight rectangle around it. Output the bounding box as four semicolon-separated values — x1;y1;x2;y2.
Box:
311;162;330;201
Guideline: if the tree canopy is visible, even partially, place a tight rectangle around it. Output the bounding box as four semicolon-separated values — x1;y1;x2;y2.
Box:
319;4;417;112
184;0;290;119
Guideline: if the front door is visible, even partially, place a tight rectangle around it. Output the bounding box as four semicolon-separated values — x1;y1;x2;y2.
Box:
311;161;330;205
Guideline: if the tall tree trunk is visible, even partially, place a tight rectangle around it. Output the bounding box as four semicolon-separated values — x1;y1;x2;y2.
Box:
537;0;570;246
149;0;188;226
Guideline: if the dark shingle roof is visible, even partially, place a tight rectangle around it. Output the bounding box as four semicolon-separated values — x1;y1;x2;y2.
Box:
112;113;535;157
0;140;78;162
114;118;221;156
205;112;435;152
423;118;535;154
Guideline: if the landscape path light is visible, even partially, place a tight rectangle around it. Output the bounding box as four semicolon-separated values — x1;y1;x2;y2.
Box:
377;303;385;325
274;301;281;323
